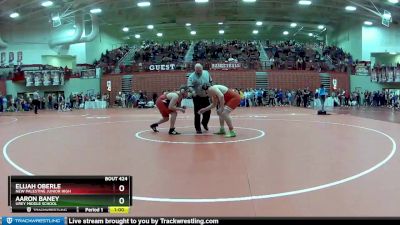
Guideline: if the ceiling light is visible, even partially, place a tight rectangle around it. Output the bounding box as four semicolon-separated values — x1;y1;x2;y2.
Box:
90;8;102;14
290;23;297;27
137;1;151;7
135;34;141;39
190;31;197;35
364;21;373;25
256;21;263;26
186;23;191;26
219;30;225;34
243;0;256;2
253;30;259;34
157;33;163;37
388;0;399;3
52;16;60;21
147;25;154;29
283;31;289;35
318;25;325;29
218;22;223;25
298;0;312;5
195;0;209;3
345;6;357;11
308;33;313;36
389;52;397;55
122;27;129;32
10;12;19;18
41;1;53;7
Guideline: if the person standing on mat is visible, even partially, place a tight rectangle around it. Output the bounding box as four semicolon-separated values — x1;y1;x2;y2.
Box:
32;90;40;114
198;84;241;138
318;84;327;112
150;85;189;135
187;63;213;134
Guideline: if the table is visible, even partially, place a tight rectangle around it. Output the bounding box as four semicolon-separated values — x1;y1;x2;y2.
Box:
313;97;334;110
84;101;107;109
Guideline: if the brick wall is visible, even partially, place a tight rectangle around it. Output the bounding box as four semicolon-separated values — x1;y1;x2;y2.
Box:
0;80;6;96
211;71;256;90
101;71;349;103
330;72;350;92
101;70;256;100
268;71;321;91
101;75;123;105
133;72;187;94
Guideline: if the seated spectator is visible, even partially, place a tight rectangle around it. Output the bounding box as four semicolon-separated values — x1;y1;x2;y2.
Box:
192;40;260;64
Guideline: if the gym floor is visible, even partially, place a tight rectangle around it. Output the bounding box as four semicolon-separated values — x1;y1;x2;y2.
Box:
1;106;399;217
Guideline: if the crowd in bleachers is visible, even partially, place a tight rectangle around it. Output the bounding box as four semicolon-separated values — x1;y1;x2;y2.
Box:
133;40;189;64
90;39;364;74
192;40;260;63
94;45;130;74
264;40;353;72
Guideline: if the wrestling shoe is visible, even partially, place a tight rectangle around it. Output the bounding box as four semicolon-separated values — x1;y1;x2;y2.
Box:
214;128;226;135
150;123;159;132
169;128;181;135
224;130;237;138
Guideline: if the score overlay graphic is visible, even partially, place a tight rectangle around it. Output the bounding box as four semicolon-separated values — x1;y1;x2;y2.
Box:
8;176;132;213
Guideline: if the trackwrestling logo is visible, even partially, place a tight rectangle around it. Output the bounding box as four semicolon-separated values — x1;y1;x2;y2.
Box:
2;217;65;225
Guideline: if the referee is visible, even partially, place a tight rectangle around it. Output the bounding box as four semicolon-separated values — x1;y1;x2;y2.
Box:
187;63;213;134
32;90;40;114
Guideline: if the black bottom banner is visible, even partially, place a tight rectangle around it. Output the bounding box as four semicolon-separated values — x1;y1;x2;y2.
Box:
66;217;400;225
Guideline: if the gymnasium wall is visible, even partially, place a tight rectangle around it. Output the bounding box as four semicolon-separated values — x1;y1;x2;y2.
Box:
0;79;6;95
0;22;123;65
371;53;400;66
268;71;321;91
63;78;101;95
85;31;125;64
362;25;400;61
330;72;351;92
101;71;257;104
1;23;56;64
328;23;363;61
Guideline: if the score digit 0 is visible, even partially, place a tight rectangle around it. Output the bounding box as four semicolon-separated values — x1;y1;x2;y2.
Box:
119;197;125;205
119;185;125;192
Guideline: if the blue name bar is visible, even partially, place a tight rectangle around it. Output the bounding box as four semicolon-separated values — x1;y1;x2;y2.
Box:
2;217;65;225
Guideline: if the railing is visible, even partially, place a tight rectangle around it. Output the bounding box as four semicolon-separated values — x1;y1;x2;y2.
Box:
103;59;354;74
110;60;262;74
116;46;137;66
